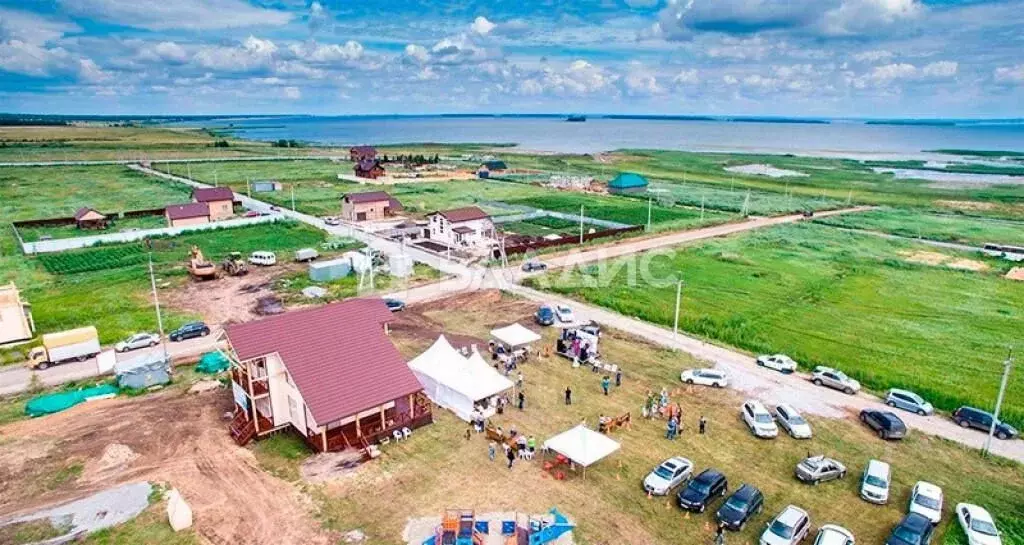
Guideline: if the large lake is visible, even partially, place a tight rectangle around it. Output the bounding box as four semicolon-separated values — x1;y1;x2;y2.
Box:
196;116;1024;159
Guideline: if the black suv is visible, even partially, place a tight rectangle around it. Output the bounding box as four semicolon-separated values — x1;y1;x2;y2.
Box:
885;512;934;545
952;406;1018;440
860;409;908;440
715;484;763;531
169;321;211;342
677;469;728;513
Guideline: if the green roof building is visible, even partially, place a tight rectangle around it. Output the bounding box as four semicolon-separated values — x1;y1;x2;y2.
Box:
608;172;649;194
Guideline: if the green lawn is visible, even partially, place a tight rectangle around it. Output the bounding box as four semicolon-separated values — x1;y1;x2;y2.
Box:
506;192;734;232
498;216;580;237
1;165;192;222
528;223;1024;427
17;214;168;242
812;207;1024;247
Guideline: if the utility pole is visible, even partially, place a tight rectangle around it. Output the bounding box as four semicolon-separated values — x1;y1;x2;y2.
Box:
579;204;585;244
700;195;705;221
246;177;251;198
983;349;1014;456
214;170;218;187
673;280;683;342
187;162;192;181
647;197;653;232
148;254;168;360
291;184;296;211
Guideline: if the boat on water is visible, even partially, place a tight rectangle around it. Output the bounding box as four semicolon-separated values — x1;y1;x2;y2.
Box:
566;114;587;122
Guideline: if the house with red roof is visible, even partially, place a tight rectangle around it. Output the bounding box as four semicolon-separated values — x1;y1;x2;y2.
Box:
73;207;108;229
340;191;403;222
191;186;236;221
224;298;432;452
165;202;211;227
426;206;495;248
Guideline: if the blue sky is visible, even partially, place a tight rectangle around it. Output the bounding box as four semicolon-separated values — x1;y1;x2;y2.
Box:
0;0;1022;117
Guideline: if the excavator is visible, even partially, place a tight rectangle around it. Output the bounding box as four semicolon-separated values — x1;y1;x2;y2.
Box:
221;252;249;277
187;246;218;280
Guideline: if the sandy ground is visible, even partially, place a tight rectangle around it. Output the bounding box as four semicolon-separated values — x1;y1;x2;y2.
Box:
164;262;304;326
1006;267;1024;281
0;390;335;545
900;250;989;271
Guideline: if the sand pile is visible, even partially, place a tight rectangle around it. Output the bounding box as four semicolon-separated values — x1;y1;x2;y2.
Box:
1006;267;1024;281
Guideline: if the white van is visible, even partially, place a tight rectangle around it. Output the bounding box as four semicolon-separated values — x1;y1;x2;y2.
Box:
860;459;891;504
295;248;320;262
248;251;277;266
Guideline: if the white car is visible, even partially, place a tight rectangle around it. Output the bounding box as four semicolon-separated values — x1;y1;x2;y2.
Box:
756;354;798;374
555;304;575;323
860;459;891;505
248;251;277;266
680;368;728;388
642;456;693;496
761;505;811;545
908;481;943;524
742;400;779;439
774;403;813;439
956;504;1002;545
115;332;159;352
323;216;341;226
814;525;855;545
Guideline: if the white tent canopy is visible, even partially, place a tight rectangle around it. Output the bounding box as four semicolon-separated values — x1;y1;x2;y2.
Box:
490;323;542;348
543;424;620;468
408;335;513;421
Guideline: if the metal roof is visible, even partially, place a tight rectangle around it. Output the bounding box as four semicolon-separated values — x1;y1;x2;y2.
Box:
165;202;210;220
192;187;235;202
430;206;490;223
609;172;649;188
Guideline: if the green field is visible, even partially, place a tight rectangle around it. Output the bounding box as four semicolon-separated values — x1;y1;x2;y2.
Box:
1;165;191;222
0;221;327;346
813;207;1024;247
507;192;733;232
498;216;580;237
528;223;1024;427
16;214;168;242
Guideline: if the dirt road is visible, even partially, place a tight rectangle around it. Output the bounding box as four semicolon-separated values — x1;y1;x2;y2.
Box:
0;389;335;545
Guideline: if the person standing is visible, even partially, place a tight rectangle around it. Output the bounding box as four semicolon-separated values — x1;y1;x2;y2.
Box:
615;368;622;387
564;386;572;405
465;428;472;441
517;372;524;390
699;415;707;435
506;443;516;469
601;375;611;396
488;441;496;462
715;523;726;545
517;390;525;411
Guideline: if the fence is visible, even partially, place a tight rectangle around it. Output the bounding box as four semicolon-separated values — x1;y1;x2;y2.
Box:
496;225;644;257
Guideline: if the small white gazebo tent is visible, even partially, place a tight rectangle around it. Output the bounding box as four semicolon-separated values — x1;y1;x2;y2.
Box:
490;323;542;349
408;335;513;421
543;424;620;478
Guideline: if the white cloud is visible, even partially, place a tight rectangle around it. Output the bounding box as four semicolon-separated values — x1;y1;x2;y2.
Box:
290;41;364;64
517;60;617;97
0;7;80;44
404;44;429;63
672;69;699;85
194;36;278;73
624;63;665;96
414;66;439;81
922;61;957;78
77;58;109;82
0;39;107;82
820;0;923;36
994;64;1024;84
404;35;496;66
282;86;301;100
471;16;496;36
852;50;893;63
57;0;292;31
137;41;189;64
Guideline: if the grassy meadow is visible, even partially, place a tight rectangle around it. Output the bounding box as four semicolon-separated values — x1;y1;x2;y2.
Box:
527;223;1024;427
252;294;1024;545
812;207;1024;247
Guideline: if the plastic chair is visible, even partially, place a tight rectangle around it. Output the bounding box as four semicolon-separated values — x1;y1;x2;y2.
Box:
474;521;490;534
393;430;404;441
501;521;516;536
402;427;413;439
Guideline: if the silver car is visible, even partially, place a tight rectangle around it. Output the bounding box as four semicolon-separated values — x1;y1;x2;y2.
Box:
775;403;813;439
885;389;934;416
643;456;694;496
115;332;159;352
811;366;861;395
795;455;847;485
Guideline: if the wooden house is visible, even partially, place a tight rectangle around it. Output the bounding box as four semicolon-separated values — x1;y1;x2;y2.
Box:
349;145;378;162
73;207;108;230
191;187;235;220
354;159;386;180
341;191;402;222
165;203;211;227
426;206;495;248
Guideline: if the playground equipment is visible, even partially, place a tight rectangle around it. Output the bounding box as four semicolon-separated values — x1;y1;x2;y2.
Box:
187;246;217;280
421;508;574;545
220;251;250;276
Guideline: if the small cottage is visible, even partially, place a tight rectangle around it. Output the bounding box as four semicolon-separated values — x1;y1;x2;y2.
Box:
0;283;35;346
427;206;495;248
341;191;402;222
476;160;508;179
166;203;211;227
349;145;378;162
192;187;235;220
608;172;649;195
354;159;386;180
73;207;108;230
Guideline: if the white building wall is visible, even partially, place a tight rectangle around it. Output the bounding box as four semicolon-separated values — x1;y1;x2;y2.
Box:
427;215;494;247
265;353;310;433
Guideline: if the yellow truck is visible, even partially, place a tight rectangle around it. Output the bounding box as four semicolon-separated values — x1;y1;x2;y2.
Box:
28;326;101;370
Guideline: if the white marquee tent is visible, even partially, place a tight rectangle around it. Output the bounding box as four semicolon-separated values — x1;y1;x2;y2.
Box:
490;323;542;348
543;424;620;477
408;335;514;421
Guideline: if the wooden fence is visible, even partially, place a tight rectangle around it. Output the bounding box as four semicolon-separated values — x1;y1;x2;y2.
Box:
496;225;644;257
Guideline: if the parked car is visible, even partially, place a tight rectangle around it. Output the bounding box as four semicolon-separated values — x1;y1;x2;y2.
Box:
886;513;935;545
643;456;693;496
813;525;855;545
294;248;320;262
555;304;575;323
323;216;341;226
680;368;728;388
795;455;846;485
756;354;798;374
908;482;943;525
248;251;277;266
760;505;811;545
885;389;934;416
860;409;908;440
384;298;406;312
115;332;159;353
534;305;556;326
169;322;210;342
811;366;861;395
952;407;1018;440
243;210;262;217
955;503;1002;545
860;459;892;504
677;468;728;513
716;484;764;531
775;403;813;439
742;400;779;439
521;259;547;272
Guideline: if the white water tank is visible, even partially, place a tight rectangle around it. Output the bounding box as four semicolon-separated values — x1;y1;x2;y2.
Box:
389;254;413;278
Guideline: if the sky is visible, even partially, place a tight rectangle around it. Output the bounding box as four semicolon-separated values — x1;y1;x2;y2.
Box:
0;0;1022;117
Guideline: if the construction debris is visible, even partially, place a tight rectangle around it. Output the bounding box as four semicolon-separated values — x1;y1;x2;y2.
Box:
302;286;328;299
166;488;193;532
254;295;284;315
189;380;223;394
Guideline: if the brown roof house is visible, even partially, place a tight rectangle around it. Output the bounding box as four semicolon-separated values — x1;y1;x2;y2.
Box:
426;206;495;248
225;298;433;452
0;283;35;346
354;159;386;180
165;202;211;228
340;191;403;222
192;187;235;221
73;207;108;230
349;145;377;162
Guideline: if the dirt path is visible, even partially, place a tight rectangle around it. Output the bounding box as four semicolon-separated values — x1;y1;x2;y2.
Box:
0;390;335;545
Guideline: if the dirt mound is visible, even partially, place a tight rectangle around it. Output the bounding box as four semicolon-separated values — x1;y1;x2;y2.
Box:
902;250;947;266
934;200;996;211
947;258;989;272
1006;267;1024;281
900;251;988;271
164;264;300;326
0;390;335;545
